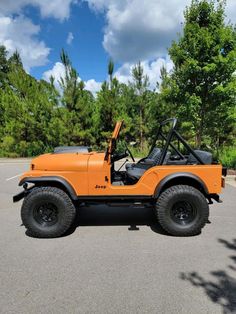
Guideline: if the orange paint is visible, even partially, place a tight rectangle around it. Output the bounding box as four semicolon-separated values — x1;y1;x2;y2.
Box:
21;152;223;197
20;121;223;198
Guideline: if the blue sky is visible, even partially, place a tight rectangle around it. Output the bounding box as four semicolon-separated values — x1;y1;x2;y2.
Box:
28;1;109;82
0;0;235;93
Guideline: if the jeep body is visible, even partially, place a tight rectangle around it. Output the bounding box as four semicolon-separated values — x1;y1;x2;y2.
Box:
14;118;226;237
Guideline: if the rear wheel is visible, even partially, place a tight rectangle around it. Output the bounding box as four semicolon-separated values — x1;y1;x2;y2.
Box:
21;186;76;238
156;185;209;236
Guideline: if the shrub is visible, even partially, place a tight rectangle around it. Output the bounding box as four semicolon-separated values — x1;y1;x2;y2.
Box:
219;147;236;169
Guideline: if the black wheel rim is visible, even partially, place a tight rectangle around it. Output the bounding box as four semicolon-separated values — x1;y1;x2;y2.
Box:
171;201;197;226
33;203;58;226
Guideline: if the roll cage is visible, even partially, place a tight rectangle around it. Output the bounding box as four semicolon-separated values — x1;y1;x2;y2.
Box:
149;118;205;165
107;118;206;166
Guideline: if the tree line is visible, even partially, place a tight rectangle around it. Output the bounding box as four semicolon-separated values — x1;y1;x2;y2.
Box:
0;0;235;167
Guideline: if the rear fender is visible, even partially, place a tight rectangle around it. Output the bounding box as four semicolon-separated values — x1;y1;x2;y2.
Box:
154;172;209;198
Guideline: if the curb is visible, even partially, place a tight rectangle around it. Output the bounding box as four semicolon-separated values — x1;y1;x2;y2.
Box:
226;175;236;181
0;158;32;163
225;175;236;188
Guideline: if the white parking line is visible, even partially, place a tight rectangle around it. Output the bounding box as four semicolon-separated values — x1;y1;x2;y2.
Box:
6;173;24;181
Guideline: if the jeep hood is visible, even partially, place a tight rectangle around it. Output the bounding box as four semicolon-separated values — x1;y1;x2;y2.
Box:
31;152;98;172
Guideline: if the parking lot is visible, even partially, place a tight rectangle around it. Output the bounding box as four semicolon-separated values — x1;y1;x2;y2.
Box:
0;159;236;314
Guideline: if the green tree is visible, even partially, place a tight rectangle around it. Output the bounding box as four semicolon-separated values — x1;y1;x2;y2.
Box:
94;60;129;147
58;49;95;145
168;0;236;149
8;50;23;68
131;61;149;150
0;51;60;156
149;66;175;140
108;59;114;89
0;45;9;87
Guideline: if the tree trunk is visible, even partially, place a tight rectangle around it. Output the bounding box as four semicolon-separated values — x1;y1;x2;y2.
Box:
195;103;205;148
140;105;143;151
195;131;202;148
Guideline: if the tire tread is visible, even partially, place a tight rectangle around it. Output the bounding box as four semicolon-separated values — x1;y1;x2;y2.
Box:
21;186;76;238
156;185;209;236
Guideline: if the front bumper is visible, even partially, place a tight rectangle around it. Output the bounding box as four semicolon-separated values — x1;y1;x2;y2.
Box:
13;191;26;203
13;185;33;203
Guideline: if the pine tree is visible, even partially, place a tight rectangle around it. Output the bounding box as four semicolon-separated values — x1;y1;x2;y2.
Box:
58;49;94;145
131;61;149;150
108;59;114;89
0;45;9;87
168;0;236;149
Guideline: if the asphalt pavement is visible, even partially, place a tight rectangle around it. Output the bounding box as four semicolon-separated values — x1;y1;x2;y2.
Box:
0;160;236;314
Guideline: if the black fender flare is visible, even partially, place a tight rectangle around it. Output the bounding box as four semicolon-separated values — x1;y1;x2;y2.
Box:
19;176;78;200
154;172;209;198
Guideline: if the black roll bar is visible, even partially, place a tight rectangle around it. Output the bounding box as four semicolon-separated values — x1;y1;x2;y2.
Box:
150;118;205;165
160;118;177;128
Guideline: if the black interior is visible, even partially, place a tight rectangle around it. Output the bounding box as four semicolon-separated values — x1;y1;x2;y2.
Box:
110;118;213;185
125;149;171;181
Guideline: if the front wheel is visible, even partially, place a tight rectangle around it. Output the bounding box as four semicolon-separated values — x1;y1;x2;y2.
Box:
156;185;209;236
21;186;76;238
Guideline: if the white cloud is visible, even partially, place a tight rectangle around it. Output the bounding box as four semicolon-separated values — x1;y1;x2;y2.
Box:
85;0;236;63
225;1;236;24
66;32;74;45
42;62;65;89
85;0;187;62
0;15;50;71
84;79;102;95
43;56;173;95
44;58;172;95
114;57;174;90
0;0;77;21
0;1;78;72
43;62;102;95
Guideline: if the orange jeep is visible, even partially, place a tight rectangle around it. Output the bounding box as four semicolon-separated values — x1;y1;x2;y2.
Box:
13;118;226;238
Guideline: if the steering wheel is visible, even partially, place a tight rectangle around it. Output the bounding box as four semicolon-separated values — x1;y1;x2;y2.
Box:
125;146;135;162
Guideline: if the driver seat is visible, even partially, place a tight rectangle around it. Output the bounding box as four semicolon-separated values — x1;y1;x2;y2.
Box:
125;147;161;170
126;149;170;180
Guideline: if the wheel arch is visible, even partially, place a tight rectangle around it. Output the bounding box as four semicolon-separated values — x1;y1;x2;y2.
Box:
154;172;209;198
19;176;77;201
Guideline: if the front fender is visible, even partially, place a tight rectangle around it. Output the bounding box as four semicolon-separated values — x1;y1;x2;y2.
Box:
13;176;78;202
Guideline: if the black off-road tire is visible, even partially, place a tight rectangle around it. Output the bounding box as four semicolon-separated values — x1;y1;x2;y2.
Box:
156;185;209;236
21;186;76;238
